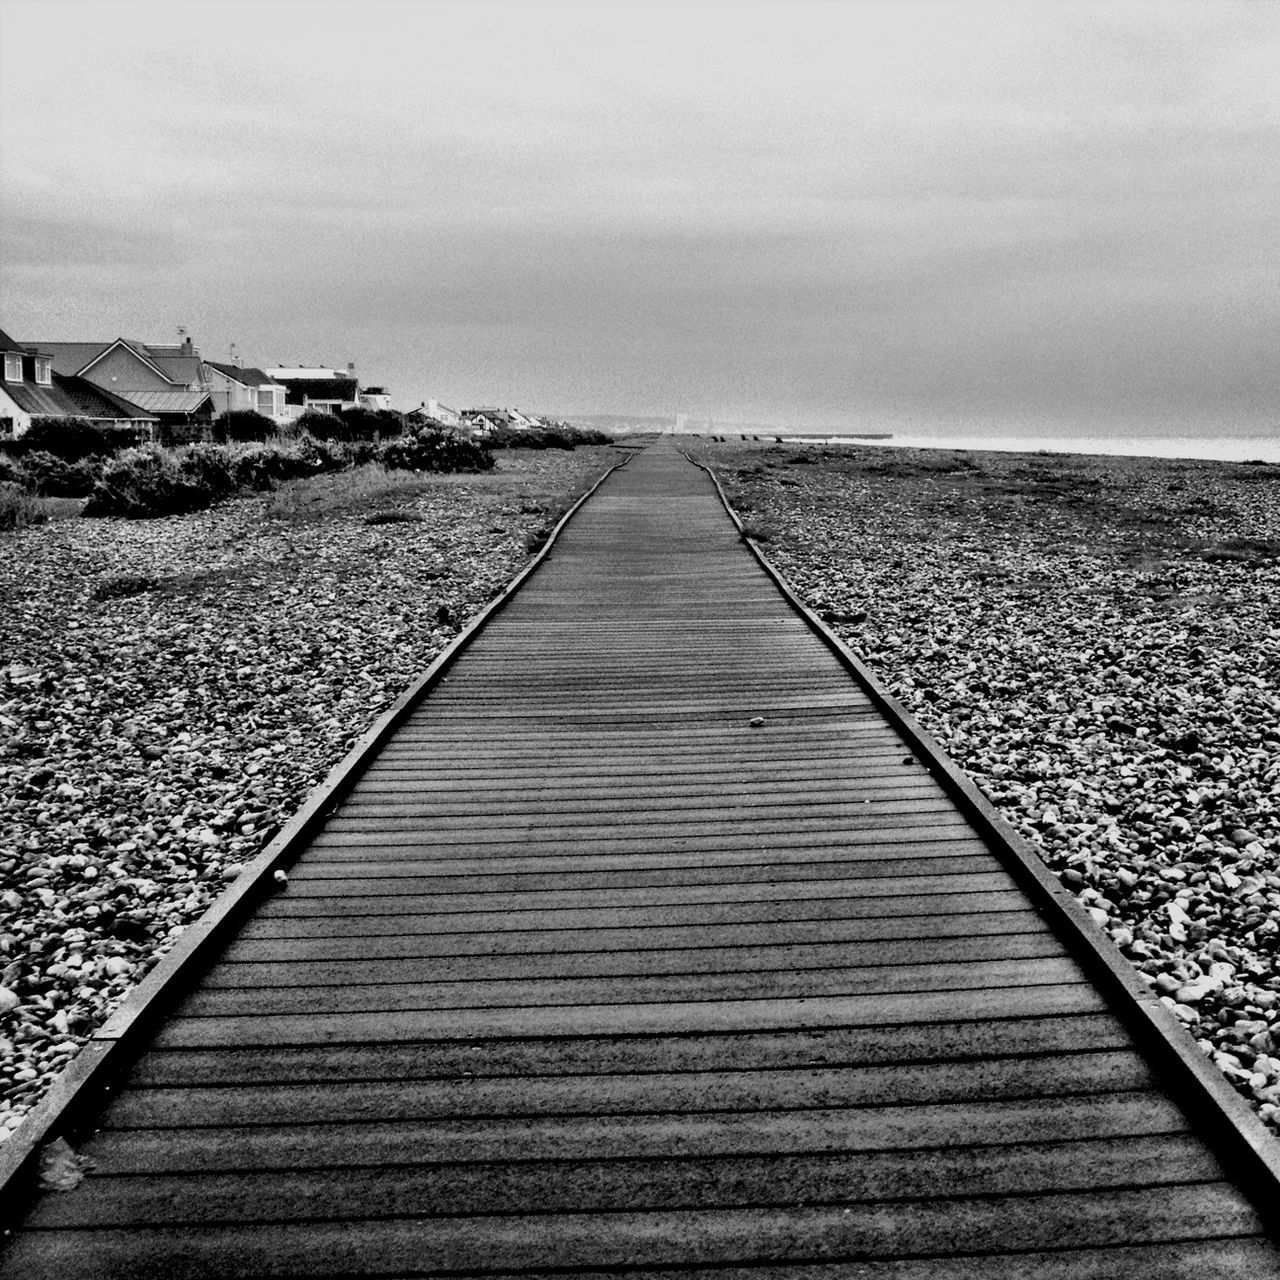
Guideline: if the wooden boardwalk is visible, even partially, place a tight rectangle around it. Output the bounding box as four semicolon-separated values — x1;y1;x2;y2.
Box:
3;440;1278;1276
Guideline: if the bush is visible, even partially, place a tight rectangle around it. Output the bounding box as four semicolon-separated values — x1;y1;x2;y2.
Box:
338;407;406;441
83;445;206;517
212;410;276;444
295;411;350;442
378;429;494;474
230;442;312;491
19;418;108;461
178;444;237;502
18;450;99;497
298;434;356;472
485;424;611;451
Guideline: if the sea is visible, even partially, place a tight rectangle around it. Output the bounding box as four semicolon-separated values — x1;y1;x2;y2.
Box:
699;429;1280;465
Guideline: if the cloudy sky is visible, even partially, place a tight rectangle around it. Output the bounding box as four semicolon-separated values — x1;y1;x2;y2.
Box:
1;0;1276;438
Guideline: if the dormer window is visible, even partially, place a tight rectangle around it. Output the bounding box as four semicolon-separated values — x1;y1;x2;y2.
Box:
34;357;51;386
3;354;21;383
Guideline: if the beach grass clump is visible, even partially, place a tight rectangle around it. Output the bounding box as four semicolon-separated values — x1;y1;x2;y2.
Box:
364;509;425;526
0;482;47;530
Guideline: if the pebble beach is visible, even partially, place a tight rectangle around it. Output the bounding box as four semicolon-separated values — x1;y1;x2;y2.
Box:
4;435;1279;1146
0;447;621;1139
697;439;1280;1129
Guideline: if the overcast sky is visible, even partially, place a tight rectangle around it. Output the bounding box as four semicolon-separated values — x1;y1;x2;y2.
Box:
1;0;1276;437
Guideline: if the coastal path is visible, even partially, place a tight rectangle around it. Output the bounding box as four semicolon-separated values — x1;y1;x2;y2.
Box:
2;439;1278;1276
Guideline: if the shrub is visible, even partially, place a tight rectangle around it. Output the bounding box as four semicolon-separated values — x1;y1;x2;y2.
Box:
18;450;99;497
230;442;311;491
19;418;108;461
485;424;611;451
378;429;494;473
345;438;379;467
212;410;276;444
298;434;356;472
337;407;406;441
178;444;237;502
0;482;46;531
84;445;202;517
295;411;350;442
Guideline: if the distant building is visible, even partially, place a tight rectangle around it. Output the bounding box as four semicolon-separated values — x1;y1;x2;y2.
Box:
359;385;393;412
406;400;460;427
205;361;289;423
32;334;214;427
267;363;362;418
0;327;158;437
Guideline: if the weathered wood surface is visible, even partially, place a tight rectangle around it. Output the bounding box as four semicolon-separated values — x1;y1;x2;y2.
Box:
3;440;1276;1277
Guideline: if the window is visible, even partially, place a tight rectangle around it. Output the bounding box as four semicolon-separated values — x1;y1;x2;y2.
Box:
34;357;51;386
3;354;21;383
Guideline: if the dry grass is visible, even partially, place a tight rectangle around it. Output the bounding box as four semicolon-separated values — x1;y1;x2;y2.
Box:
0;485;79;531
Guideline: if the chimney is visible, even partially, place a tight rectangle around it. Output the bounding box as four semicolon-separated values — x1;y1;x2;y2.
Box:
180;336;194;356
347;361;356;378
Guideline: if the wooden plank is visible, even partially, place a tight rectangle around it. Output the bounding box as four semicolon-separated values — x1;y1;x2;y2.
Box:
28;1134;1221;1230
333;781;947;813
174;955;1085;1018
318;807;970;838
201;933;1065;989
292;838;992;876
222;908;1048;960
2;1185;1261;1277
150;983;1110;1047
304;824;983;855
125;1014;1135;1087
274;860;1005;901
100;1048;1151;1130
238;889;1036;937
69;1090;1189;1173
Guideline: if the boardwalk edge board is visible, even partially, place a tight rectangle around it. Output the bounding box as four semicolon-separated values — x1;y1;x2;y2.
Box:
0;453;632;1202
690;452;1280;1230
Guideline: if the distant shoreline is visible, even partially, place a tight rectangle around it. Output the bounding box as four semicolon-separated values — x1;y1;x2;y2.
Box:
666;429;1280;466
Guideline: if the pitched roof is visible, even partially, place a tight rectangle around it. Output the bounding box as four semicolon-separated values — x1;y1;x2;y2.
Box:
30;342;113;377
205;361;282;388
55;374;158;421
31;339;204;386
144;352;204;385
116;390;212;413
1;380;84;417
0;327;29;354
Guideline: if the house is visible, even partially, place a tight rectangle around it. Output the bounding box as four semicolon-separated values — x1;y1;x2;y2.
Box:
461;407;528;429
33;335;214;428
205;361;289;423
0;327;158;437
406;399;460;428
359;385;393;412
266;363;361;418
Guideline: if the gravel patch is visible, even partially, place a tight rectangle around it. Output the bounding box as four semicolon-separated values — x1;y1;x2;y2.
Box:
0;448;621;1139
700;441;1280;1129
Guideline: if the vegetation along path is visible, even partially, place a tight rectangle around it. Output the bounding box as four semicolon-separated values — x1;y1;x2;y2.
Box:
1;439;1278;1276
